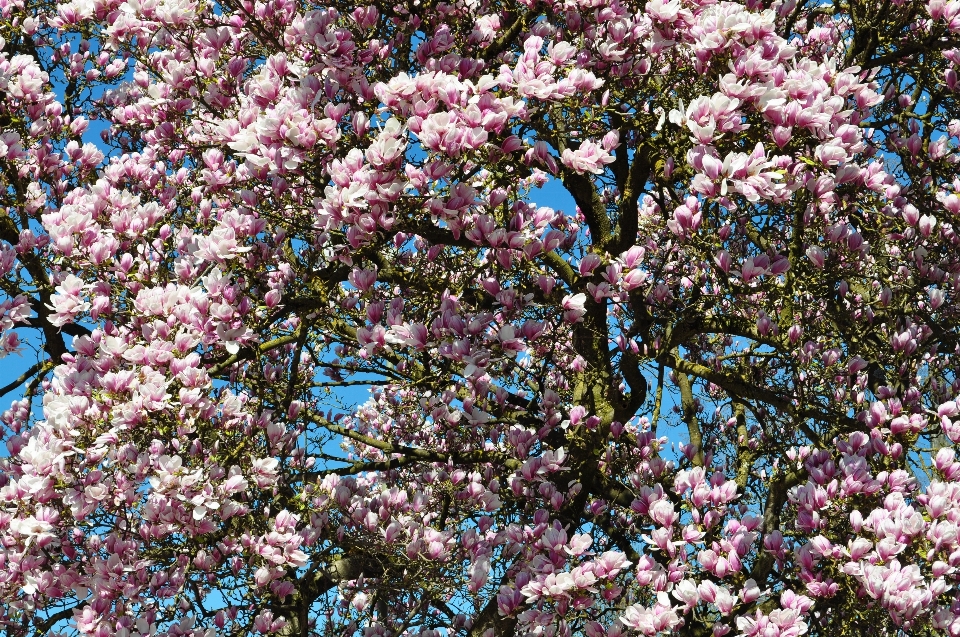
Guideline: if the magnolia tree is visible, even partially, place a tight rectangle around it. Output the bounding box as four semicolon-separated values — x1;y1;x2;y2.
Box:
2;0;960;635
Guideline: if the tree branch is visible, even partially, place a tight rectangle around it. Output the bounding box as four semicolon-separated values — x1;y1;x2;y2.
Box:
560;168;610;250
0;360;52;401
610;146;651;255
675;367;704;467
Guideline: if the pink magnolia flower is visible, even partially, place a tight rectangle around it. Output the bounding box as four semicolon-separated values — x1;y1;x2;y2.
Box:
561;139;615;175
562;293;588;322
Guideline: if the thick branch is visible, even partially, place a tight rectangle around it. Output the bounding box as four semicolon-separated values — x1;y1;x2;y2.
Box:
560;168;610;249
539;250;576;286
610;147;652;255
751;468;804;582
676;368;704;467
468;585;519;637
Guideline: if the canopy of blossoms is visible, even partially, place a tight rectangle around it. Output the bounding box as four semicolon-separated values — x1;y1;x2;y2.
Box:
1;0;960;636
